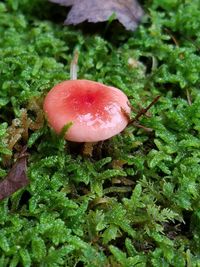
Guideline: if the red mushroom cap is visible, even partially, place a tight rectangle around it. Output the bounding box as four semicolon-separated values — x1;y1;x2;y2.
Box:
43;79;131;142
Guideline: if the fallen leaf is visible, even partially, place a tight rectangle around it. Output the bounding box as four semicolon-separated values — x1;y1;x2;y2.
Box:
0;147;29;201
50;0;144;31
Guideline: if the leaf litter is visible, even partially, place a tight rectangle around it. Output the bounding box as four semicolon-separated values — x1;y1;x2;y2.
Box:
0;147;29;201
50;0;144;30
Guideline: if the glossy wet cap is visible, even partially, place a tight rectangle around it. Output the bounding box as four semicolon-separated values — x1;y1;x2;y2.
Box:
43;79;131;142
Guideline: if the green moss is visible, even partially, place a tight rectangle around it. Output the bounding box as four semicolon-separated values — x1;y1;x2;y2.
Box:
1;0;200;266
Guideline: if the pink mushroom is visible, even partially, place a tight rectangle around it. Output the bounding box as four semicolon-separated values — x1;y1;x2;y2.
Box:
43;79;131;142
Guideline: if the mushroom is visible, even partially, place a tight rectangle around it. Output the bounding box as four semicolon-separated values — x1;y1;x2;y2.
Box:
43;79;131;142
43;51;131;142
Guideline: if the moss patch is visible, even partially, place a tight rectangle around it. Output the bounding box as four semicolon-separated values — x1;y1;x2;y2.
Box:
1;0;200;266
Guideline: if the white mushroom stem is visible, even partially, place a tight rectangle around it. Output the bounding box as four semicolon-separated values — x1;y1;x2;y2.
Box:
70;50;79;80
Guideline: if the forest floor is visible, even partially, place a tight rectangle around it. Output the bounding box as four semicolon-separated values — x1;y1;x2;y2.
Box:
0;1;200;266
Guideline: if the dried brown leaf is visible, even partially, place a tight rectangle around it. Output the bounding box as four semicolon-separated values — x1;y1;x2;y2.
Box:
50;0;144;31
0;147;29;201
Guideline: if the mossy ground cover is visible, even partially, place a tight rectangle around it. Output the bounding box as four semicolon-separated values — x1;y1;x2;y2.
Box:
1;0;200;266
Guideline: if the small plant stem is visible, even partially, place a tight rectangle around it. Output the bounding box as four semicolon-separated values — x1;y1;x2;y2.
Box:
70;50;79;80
186;89;192;106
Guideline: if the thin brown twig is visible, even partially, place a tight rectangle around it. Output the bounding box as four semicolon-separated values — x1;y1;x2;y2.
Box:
132;121;153;132
121;96;160;132
134;95;161;121
164;28;179;46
